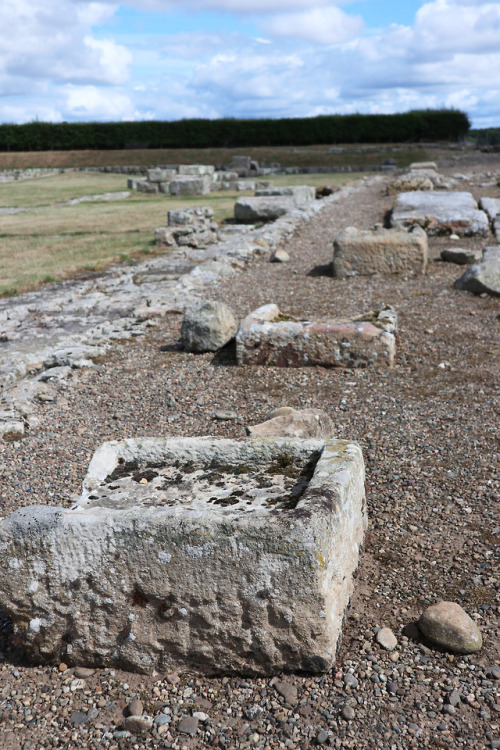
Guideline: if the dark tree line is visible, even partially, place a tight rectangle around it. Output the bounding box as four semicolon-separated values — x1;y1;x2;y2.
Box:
0;109;470;152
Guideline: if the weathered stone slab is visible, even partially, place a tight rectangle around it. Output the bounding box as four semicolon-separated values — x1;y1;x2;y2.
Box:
0;436;367;675
390;191;489;236
454;245;500;297
234;197;296;223
147;168;177;183
255;186;316;206
333;226;428;278
480;197;500;221
236;304;396;368
168;176;211;196
178;165;215;177
440;247;481;265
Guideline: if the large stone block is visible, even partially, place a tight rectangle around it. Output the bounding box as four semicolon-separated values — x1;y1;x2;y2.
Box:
168;176;211;196
181;300;238;352
147;168;177;183
236;304;396;368
0;436;367;675
390;191;489;236
178;165;215;177
234;197;296;223
333;226;428;278
255;185;316;206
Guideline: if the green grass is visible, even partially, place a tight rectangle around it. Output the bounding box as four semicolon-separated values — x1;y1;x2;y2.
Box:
0;170;366;298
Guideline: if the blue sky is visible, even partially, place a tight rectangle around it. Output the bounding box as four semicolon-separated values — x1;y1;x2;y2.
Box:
1;0;499;128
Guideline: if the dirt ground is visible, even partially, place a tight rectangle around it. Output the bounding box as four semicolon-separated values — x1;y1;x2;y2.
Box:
0;157;498;749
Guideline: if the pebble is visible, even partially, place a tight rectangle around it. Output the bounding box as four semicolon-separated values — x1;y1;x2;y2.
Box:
214;411;238;421
418;602;483;653
126;697;144;717
376;627;398;650
316;729;330;744
177;716;199;736
446;689;461;706
343;673;359;689
74;667;95;678
341;705;356;721
275;681;298;706
121;715;153;733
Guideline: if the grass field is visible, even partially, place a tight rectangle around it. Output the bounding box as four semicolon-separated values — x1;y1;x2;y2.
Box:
0;142;461;171
0;170;363;298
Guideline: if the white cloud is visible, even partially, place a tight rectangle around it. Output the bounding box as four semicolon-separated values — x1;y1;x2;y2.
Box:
263;6;364;44
65;85;135;119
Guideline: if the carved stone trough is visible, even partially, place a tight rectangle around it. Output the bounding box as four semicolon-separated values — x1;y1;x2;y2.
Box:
0;436;366;675
236;304;397;368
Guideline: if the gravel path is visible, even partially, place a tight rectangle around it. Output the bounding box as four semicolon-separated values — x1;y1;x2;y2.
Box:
0;167;499;749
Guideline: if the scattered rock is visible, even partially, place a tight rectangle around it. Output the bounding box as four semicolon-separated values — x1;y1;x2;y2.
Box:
246;407;334;439
454;246;500;297
121;715;153;733
177;716;199;736
341;705;356;721
376;627;398;651
180;300;238;352
275;681;298;706
126;697;144;717
418;602;483;653
73;667;95;678
270;248;290;263
440;247;482;265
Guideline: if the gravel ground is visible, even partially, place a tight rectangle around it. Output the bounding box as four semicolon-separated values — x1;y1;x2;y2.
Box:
0;164;499;749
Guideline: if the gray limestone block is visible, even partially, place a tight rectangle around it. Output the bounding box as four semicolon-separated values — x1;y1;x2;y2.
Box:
178;165;215;177
390;191;489;236
255;185;316;206
0;436;367;675
147;168;177;183
234;197;296;223
333;226;428;278
168;176;211;196
180;300;238;352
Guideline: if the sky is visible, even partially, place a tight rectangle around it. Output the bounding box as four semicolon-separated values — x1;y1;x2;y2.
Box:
0;0;499;128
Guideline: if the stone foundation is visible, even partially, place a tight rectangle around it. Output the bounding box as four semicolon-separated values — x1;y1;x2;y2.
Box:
0;436;366;675
333;226;428;278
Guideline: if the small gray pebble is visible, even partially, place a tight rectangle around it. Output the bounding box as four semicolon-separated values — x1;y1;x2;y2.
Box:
446;689;460;707
70;711;88;725
437;723;448;731
341;705;355;721
487;667;500;680
113;731;132;739
443;705;456;715
154;713;171;726
343;673;359;689
316;729;329;744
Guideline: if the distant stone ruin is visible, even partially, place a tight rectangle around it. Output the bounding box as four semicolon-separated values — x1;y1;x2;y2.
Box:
129;164;254;196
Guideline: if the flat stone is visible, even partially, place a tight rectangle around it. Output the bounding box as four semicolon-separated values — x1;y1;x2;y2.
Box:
376;627;398;651
454;246;500;297
74;667;95;678
234;196;297;223
177;716;199;736
390;191;489;236
180;300;238;352
418;602;483;653
246;408;334;440
441;248;482;265
0;435;366;675
236;303;397;368
333;226;428;277
275;681;298;706
255;185;316;205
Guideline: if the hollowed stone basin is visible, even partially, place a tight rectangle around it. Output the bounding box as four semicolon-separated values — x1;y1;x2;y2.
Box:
0;436;366;675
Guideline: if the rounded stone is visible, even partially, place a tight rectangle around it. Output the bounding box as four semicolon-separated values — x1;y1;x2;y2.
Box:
121;714;153;733
418;602;483;654
180;300;238;352
126;697;144;717
376;627;398;651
